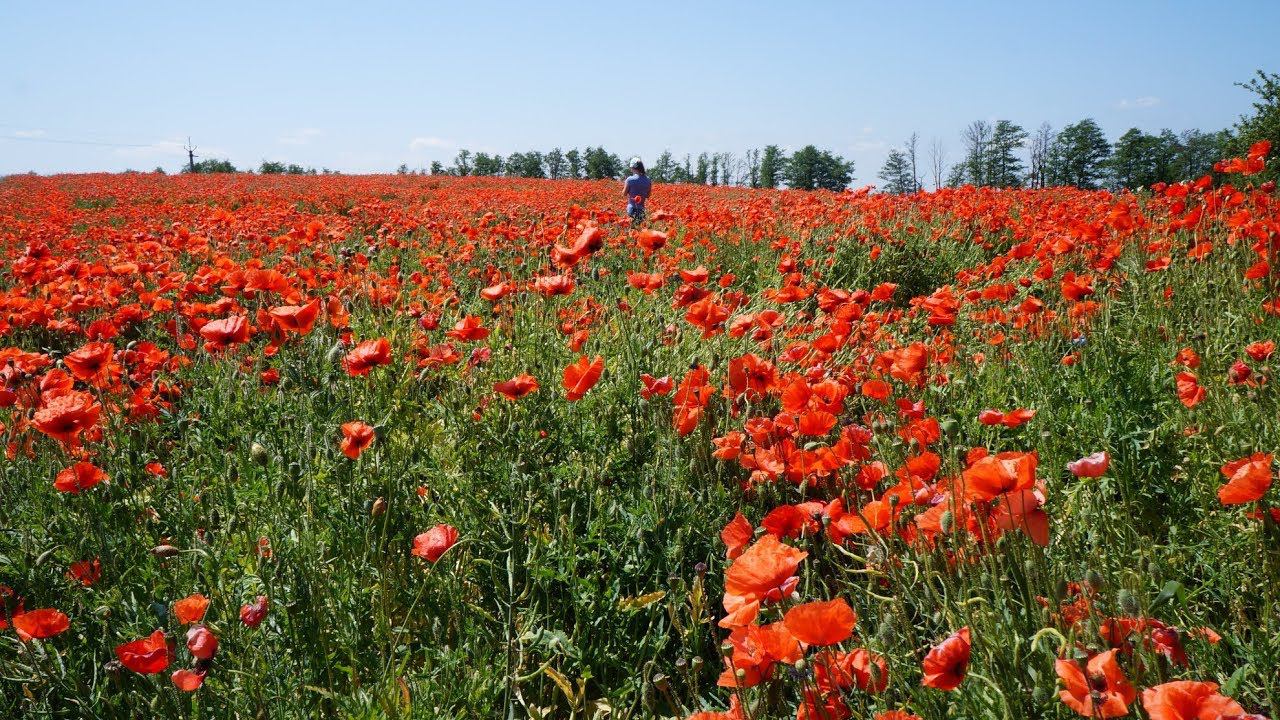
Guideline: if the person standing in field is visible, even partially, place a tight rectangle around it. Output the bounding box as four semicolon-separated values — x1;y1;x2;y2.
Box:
624;157;651;222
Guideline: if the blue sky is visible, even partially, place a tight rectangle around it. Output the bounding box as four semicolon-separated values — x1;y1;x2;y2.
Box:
3;1;1278;179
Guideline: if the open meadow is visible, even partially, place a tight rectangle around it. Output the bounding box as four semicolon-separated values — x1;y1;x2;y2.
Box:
1;158;1279;718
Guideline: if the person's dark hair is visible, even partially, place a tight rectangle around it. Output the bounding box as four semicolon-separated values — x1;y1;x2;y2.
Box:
630;159;645;174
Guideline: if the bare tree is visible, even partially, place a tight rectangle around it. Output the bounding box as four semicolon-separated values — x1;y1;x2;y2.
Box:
961;120;993;186
929;137;946;190
1028;122;1055;189
905;132;920;192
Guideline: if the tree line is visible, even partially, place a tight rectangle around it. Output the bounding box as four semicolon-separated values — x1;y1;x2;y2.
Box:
402;144;855;191
185;70;1278;191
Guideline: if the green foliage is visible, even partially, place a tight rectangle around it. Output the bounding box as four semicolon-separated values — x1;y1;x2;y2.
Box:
783;144;853;191
185;158;238;174
1231;70;1280;182
1047;119;1111;188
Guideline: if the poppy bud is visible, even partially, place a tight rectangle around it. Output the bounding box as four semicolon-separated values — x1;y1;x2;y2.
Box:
877;617;897;645
1118;588;1140;616
371;497;387;517
35;548;55;567
1085;569;1104;590
250;442;269;465
151;544;180;558
327;343;344;364
793;658;806;672
939;510;954;534
1054;578;1069;601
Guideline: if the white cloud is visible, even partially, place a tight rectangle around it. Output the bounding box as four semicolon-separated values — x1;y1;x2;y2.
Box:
13;129;45;138
1116;96;1161;110
278;128;323;145
408;136;454;152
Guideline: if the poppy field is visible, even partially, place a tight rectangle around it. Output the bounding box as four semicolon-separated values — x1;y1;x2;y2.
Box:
1;144;1279;719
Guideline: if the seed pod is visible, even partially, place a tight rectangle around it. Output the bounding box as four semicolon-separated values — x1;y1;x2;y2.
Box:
250;442;269;466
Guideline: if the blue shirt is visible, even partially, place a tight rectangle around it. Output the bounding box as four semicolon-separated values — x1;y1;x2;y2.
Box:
624;173;652;205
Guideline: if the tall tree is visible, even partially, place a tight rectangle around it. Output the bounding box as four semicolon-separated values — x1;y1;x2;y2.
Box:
785;145;853;191
1047;119;1111;188
472;152;503;176
760;145;785;189
959;120;993;186
928;138;946;190
1229;70;1280;182
985;120;1028;188
649;150;677;183
905;132;921;192
1027;123;1055;189
1177;129;1231;180
451;149;473;176
565;148;583;179
545;148;566;179
694;153;710;185
878;148;915;194
745;148;761;188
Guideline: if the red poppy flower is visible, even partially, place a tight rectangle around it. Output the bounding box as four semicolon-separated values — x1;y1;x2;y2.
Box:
412;524;460;562
1066;451;1109;478
54;461;108;494
173;594;209;625
922;627;971;690
639;373;673;399
494;374;539;400
562;355;604;401
186;625;219;660
12;608;70;641
67;558;102;586
339;421;375;459
240;595;269;628
115;629;173;674
32;390;102;447
199;315;251;352
343;338;392;376
171;668;206;692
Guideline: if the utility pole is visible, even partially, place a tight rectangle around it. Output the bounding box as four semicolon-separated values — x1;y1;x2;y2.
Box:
184;137;198;173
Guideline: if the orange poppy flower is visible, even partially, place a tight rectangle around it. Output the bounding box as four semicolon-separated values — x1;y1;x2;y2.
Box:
268;299;321;335
186;625;219;660
173;593;210;625
1140;681;1244;720
784;598;857;646
563;355;604;401
720;512;753;560
1175;372;1205;408
339;421;375;459
1217;452;1273;505
723;534;807;608
1055;649;1135;717
962;451;1037;500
